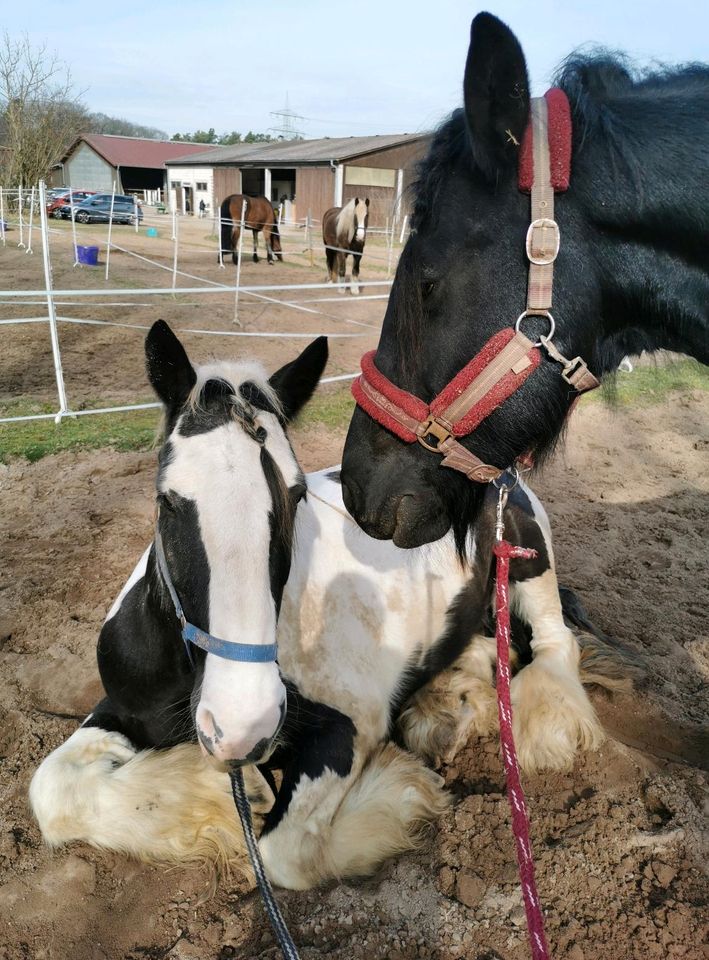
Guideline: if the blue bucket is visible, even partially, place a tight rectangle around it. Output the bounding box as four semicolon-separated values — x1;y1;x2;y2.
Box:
146;227;158;238
77;244;99;266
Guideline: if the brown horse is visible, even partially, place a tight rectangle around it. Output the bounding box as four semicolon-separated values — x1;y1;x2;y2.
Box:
322;197;369;295
219;194;283;265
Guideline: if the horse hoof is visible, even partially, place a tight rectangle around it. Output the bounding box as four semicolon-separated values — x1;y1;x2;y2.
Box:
252;256;259;263
351;286;360;297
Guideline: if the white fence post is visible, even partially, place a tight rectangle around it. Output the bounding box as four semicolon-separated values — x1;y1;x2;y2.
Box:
172;211;180;291
171;209;177;242
399;214;408;245
38;180;69;421
1;187;6;245
18;182;25;248
105;182;116;280
217;202;225;269
386;212;395;279
69;185;79;265
233;198;246;325
26;185;35;254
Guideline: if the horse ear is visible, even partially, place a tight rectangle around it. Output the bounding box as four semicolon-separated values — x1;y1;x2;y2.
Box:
365;198;370;207
145;320;197;408
269;336;329;421
463;12;530;179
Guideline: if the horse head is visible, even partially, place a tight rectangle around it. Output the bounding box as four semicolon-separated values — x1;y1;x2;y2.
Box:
146;321;328;765
354;197;369;242
341;11;709;550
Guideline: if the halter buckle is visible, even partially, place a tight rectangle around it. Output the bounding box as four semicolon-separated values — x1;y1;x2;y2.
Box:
416;415;452;452
526;218;560;265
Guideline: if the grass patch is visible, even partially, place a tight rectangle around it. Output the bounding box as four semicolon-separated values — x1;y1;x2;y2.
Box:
295;385;355;432
0;402;160;464
0;386;354;464
591;359;708;407
3;361;704;464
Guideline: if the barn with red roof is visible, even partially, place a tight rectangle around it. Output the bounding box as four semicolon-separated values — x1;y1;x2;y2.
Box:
55;134;219;203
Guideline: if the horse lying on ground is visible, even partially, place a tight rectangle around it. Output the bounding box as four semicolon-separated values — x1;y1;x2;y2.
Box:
31;322;607;890
322;197;369;294
219;194;282;266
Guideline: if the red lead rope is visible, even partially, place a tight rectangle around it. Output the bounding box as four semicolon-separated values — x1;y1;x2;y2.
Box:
494;538;551;960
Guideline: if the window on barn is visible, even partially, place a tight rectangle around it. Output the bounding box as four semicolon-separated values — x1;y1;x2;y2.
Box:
345;166;396;188
196;182;208;191
170;181;179;189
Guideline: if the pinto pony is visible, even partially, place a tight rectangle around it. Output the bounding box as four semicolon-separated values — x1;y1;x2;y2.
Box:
322;197;369;294
30;322;604;890
219;194;282;265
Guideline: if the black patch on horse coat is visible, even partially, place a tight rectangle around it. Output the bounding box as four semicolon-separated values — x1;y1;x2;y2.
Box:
260;681;357;835
389;480;550;725
326;469;341;483
260;447;305;616
240;381;279;417
177;378;241;437
96;544;203;749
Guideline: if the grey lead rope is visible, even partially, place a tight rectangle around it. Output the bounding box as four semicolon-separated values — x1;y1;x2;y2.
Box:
230;770;301;960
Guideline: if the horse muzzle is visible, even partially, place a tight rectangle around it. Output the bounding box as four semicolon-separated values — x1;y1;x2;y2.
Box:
196;694;286;767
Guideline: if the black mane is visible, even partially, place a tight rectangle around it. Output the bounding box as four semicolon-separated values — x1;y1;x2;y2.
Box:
412;50;709;230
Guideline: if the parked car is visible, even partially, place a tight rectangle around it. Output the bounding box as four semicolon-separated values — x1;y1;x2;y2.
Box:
48;191;95;218
68;194;143;225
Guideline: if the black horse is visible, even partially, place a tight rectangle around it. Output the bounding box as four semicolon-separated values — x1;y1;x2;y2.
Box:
341;12;708;550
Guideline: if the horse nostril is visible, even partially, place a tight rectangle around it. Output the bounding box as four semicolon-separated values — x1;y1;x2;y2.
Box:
197;724;215;756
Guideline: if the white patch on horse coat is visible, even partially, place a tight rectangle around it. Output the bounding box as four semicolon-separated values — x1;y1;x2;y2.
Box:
104;546;150;622
353;198;368;241
335;198;358;243
277;469;470;743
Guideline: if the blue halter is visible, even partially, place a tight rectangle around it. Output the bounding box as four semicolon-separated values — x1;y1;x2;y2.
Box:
154;522;278;665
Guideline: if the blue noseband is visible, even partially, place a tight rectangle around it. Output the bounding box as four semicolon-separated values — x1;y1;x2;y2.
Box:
154;523;278;665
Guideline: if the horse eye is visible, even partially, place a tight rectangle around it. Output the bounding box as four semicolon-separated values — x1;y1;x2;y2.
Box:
255;425;267;443
421;280;436;299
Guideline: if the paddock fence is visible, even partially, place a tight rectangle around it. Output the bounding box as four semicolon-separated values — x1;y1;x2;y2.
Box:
0;181;407;426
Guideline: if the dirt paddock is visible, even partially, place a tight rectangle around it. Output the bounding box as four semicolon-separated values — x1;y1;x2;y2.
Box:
0;223;707;959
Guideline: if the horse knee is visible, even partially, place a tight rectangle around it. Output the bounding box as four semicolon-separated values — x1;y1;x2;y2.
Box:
30;727;136;845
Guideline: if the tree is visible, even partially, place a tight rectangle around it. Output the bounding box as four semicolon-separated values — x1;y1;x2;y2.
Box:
170;129;279;145
87;112;167;140
171;127;218;144
0;32;86;186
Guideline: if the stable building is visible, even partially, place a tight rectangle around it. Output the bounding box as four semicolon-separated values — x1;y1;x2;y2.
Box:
166;133;430;227
55;135;220;203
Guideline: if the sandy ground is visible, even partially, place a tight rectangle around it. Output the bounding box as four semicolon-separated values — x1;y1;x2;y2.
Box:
1;224;708;959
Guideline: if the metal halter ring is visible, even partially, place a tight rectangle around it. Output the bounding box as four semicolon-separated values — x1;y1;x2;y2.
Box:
492;464;520;493
515;310;556;348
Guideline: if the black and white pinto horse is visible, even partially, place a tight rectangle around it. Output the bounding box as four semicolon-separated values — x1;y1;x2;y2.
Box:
322;197;369;295
31;322;600;889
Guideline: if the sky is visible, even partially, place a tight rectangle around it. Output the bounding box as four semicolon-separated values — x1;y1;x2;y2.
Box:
5;0;708;140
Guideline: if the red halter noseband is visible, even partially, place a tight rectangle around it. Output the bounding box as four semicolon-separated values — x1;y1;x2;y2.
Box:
352;89;599;483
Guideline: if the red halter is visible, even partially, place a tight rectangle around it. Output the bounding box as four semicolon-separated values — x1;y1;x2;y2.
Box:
352;88;598;483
